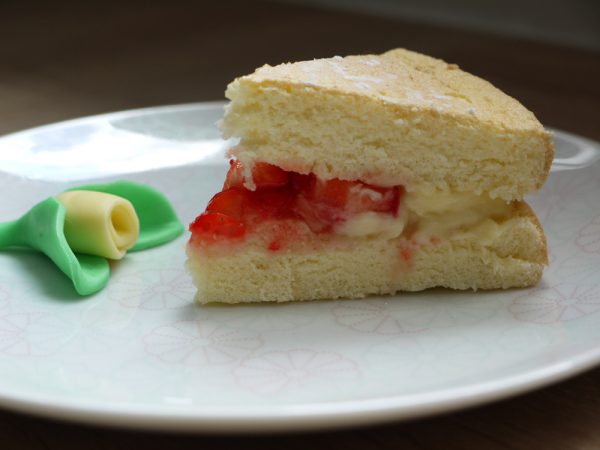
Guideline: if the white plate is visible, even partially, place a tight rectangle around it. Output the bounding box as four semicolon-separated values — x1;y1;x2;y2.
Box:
0;103;599;432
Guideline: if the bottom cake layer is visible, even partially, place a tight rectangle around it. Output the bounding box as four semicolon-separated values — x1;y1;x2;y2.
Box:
186;202;547;304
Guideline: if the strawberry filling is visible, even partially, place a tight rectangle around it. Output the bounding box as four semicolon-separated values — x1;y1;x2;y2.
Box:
190;160;404;246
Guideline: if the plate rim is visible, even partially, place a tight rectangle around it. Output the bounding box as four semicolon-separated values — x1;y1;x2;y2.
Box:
1;101;596;145
0;344;598;432
0;101;227;143
1;102;600;432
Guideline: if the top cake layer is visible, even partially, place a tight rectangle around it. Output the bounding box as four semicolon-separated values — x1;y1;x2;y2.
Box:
221;48;553;200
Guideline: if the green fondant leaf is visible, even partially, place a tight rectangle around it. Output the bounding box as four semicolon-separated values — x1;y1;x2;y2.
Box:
0;198;109;295
0;180;184;296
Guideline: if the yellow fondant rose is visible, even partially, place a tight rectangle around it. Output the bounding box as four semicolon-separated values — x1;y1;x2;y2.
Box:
56;191;139;260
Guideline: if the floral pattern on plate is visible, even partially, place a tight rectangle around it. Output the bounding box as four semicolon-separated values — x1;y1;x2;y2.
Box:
0;285;10;311
109;268;195;310
233;349;359;395
144;319;263;366
576;214;600;254
0;312;74;356
509;284;600;323
332;293;500;335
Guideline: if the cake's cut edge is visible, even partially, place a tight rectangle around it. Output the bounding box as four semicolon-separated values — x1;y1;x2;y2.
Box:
186;201;547;304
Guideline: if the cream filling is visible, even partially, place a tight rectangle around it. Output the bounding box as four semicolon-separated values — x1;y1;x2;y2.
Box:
222;152;514;244
335;207;409;239
334;191;512;242
237;152;257;191
452;217;515;246
405;191;512;244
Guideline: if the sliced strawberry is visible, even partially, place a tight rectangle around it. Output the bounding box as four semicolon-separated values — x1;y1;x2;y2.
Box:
252;162;289;189
295;176;356;209
290;172;316;192
206;187;248;219
195;162;405;244
189;212;245;239
292;177;357;232
249;187;296;220
316;178;353;208
224;159;289;190
293;194;337;233
223;159;245;189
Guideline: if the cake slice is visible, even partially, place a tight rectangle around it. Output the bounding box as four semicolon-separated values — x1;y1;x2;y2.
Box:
186;48;553;304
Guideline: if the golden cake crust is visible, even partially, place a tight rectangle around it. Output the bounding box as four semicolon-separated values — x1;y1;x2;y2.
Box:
222;48;554;199
244;48;546;135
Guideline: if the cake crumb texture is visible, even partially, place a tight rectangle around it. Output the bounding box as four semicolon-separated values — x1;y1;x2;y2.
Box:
187;201;547;304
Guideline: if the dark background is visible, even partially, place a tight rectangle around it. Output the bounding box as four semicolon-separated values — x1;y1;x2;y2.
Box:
1;0;599;139
1;0;599;448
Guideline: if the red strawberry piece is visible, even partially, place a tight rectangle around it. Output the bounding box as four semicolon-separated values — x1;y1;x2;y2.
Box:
189;212;246;239
316;178;353;208
290;172;316;193
249;186;296;220
292;194;335;233
206;187;248;220
252;162;289;189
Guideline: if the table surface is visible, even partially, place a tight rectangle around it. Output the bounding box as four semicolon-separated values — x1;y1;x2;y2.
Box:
1;0;599;448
